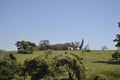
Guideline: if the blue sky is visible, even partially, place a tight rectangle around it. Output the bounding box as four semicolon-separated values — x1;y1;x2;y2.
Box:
0;0;120;50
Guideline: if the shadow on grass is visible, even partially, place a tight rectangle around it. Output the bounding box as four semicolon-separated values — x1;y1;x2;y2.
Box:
93;60;120;65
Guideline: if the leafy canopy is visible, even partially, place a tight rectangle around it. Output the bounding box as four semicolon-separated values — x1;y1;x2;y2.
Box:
15;40;36;54
55;52;86;80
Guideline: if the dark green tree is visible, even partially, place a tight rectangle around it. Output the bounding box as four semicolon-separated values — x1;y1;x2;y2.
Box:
55;52;86;80
112;51;120;60
114;22;120;49
24;57;50;80
114;34;120;49
15;40;36;54
9;53;16;61
0;60;19;80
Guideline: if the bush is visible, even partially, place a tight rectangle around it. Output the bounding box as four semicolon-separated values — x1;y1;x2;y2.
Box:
9;53;16;61
24;58;50;80
112;51;120;60
0;60;19;80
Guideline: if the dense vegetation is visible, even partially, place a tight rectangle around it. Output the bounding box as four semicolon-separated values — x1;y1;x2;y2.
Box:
0;50;120;80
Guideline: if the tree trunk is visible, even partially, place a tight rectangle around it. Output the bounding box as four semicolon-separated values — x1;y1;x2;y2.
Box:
68;72;73;80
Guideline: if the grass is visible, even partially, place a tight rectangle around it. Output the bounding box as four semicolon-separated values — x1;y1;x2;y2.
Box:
14;50;120;80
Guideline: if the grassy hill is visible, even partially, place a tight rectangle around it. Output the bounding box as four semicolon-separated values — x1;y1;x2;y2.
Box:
14;50;120;80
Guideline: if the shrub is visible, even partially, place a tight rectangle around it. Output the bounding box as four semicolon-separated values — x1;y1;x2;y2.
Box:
24;58;50;80
112;51;120;60
0;60;19;80
9;53;16;61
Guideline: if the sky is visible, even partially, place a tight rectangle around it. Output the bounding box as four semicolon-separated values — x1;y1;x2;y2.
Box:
0;0;120;50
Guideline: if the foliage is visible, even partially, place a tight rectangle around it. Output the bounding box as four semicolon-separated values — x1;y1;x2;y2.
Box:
2;50;118;80
38;40;85;50
24;57;50;80
0;60;19;80
112;51;120;60
54;52;86;80
114;22;120;48
39;40;50;50
9;53;16;61
114;34;120;49
15;40;36;54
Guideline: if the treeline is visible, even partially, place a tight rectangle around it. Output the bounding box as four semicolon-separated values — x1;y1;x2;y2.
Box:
15;39;89;54
39;39;84;50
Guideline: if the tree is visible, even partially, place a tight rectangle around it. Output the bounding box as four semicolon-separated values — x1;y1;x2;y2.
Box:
15;40;36;54
114;22;120;49
0;60;19;80
101;46;108;51
24;57;50;80
114;34;120;49
112;51;120;60
55;52;86;80
39;40;50;50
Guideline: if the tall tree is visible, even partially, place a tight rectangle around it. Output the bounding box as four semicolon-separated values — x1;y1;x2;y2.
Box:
114;22;120;48
15;40;36;54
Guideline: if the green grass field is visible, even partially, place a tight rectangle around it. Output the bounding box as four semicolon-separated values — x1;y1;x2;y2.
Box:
14;50;120;80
